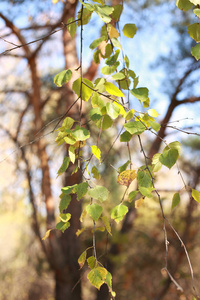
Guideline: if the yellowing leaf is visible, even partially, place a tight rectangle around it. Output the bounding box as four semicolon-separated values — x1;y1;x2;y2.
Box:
80;209;87;222
148;108;159;118
42;229;52;240
104;82;124;97
101;216;112;235
123;23;137;38
78;250;87;269
87;267;107;290
76;228;85;236
192;189;200;204
109;25;119;38
135;197;144;208
117;170;137;186
91;145;101;162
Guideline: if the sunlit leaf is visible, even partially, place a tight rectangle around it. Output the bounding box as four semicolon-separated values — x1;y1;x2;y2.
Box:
193;8;200;17
111;204;128;223
101;62;120;75
86;203;103;221
192;189;200;204
106;102;120;119
78;8;92;26
111;37;122;49
54;69;72;87
87;267;107;289
148;108;159;117
74;182;89;200
88;185;109;202
69;146;75;163
148;120;161;132
112;72;126;80
139;186;154;198
124;109;135;121
176;0;193;11
108;25;119;39
87;256;96;269
59;213;71;223
72;77;93;101
172;193;180;209
152;153;162;172
189;0;200;5
122;23;137;38
90;36;107;50
91;145;101;162
71;126;90;141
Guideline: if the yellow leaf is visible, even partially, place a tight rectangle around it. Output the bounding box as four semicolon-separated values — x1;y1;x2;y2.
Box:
148;108;159;118
42;229;52;240
135;197;144;208
76;228;85;236
109;25;119;39
117;170;137;186
52;0;59;3
80;208;87;222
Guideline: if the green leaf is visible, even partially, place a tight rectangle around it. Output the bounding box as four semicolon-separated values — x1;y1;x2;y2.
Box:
152;153;162;172
191;43;200;61
188;23;200;42
128;191;138;202
104;82;124;97
87;267;107;289
59;213;71;223
93;49;101;64
89;107;102;122
131;87;149;101
91;165;101;180
74;182;89;200
112;72;126;80
71;126;90;141
91;145;101;162
78;8;92;25
101;216;112;235
90;36;107;50
172;193;180;209
111;37;122;49
96;115;113;130
72;77;93;101
61;184;77;195
101;62;120;75
124;121;146;135
118;160;130;173
112;4;123;21
94;5;113;23
59;194;71;212
123;23;137;38
139;186;154;198
67;17;77;38
159;149;179;169
176;0;193;11
193;8;200;17
105;50;120;66
78;251;87;269
106;102;120;119
57;156;70;177
87;256;96;269
124;55;129;68
163;141;181;155
91;92;105;109
88;185;109;202
56;221;70;233
86;203;103;221
148;120;161;132
104;43;113;58
124;109;135;121
192;189;200;204
137;171;152;188
62;117;75;129
111;204;128;223
54;69;72;87
120;131;132;142
79;0;94;12
69;146;75;163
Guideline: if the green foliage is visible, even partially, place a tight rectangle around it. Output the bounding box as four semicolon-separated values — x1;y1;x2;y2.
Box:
111;204;128;223
122;23;137;38
88;185;109;202
172;193;181;209
54;69;72;87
